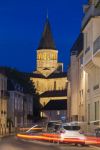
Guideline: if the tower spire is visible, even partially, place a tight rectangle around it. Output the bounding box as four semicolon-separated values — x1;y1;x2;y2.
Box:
46;9;48;19
37;17;56;50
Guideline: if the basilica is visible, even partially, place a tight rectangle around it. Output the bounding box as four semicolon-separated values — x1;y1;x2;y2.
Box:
30;18;67;121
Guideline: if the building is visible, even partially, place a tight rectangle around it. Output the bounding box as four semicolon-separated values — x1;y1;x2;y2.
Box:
68;0;100;133
7;77;33;129
68;33;86;125
7;79;25;128
0;68;34;131
0;73;8;135
31;18;67;121
42;100;67;121
82;0;100;133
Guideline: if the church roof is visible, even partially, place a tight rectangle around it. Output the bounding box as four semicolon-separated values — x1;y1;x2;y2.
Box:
30;72;67;79
30;72;45;78
37;18;56;50
41;100;67;110
48;72;67;78
40;90;67;98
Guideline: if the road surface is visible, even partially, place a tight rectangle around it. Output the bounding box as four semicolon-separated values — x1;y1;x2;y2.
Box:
0;136;99;150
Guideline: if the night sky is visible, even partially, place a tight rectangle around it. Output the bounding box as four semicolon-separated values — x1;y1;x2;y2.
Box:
0;0;87;72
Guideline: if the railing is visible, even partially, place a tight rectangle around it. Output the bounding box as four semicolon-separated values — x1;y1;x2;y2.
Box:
93;36;100;54
82;4;100;29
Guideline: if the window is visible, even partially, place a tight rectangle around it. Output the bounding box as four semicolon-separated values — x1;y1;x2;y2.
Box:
85;32;88;49
84;32;90;54
63;125;80;131
88;104;90;122
37;81;39;88
80;55;83;65
43;53;46;60
43;102;45;106
54;81;56;90
94;101;99;121
15;98;17;109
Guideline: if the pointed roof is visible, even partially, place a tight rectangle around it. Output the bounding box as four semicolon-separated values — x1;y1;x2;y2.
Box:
37;18;56;50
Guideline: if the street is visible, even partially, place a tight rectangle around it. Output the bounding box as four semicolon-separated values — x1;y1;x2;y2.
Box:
0;136;99;150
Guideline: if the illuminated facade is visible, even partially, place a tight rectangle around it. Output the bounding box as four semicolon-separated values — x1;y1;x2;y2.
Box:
68;0;100;133
82;0;100;132
68;34;86;126
31;18;67;120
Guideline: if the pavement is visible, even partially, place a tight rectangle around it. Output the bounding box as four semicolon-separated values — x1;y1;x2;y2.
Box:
0;133;100;150
0;135;99;150
0;133;15;138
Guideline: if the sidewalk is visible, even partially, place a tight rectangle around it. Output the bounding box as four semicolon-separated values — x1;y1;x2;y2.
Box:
0;133;15;138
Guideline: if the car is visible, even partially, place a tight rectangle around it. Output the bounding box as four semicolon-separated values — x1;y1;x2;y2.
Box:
57;123;86;145
95;128;100;137
46;120;62;133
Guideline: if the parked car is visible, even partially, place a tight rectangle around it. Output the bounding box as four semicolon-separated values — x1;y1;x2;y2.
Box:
57;123;86;145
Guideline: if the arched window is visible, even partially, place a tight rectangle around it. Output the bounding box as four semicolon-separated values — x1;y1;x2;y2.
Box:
54;81;56;90
43;53;46;60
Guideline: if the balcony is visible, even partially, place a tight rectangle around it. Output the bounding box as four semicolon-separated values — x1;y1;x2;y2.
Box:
82;4;100;29
83;54;94;73
83;46;92;67
92;36;100;67
93;36;100;54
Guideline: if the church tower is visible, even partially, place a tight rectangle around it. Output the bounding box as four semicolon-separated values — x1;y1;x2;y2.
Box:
37;18;58;77
31;18;67;121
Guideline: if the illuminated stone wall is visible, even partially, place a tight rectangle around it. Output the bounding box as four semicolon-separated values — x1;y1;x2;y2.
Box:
31;77;67;95
37;49;58;76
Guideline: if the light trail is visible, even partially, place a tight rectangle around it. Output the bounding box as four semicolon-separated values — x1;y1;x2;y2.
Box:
16;133;100;145
19;127;43;131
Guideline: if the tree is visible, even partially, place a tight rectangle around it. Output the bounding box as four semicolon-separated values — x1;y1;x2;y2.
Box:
0;66;41;122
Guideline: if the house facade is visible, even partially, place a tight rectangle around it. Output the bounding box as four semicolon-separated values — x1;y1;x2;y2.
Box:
68;34;86;126
82;0;100;132
68;0;100;133
7;79;33;129
0;73;8;135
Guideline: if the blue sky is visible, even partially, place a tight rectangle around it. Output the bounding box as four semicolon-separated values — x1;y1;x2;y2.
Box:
0;0;87;72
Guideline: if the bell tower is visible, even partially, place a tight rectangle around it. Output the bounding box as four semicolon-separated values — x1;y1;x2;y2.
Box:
36;18;58;77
